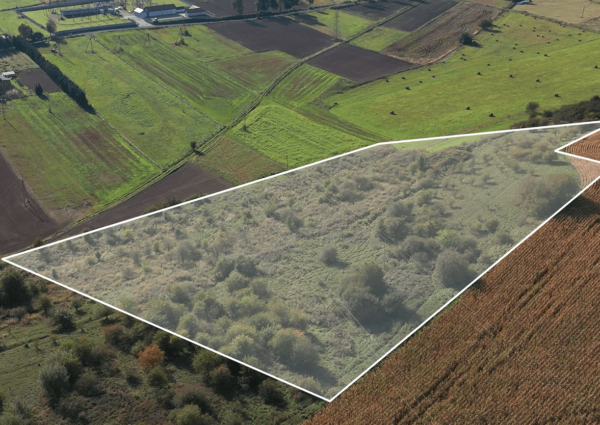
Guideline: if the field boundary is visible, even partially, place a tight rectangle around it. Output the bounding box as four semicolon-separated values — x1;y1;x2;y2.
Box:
5;120;600;402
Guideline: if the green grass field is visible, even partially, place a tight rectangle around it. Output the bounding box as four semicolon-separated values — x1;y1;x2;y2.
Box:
0;92;157;211
350;26;408;52
292;9;373;39
37;36;222;167
0;11;48;36
24;9;126;31
325;12;600;140
97;30;295;123
0;0;39;10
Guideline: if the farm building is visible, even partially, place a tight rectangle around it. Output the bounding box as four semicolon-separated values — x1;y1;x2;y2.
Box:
61;6;103;18
134;4;184;18
184;5;208;17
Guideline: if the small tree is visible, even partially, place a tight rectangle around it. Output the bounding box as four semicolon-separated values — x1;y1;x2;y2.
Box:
70;297;84;313
479;19;493;30
52;309;75;330
232;0;244;15
190;141;197;151
95;304;113;321
138;344;164;371
39;362;70;401
34;83;44;97
46;19;57;35
525;101;540;118
320;246;338;266
146;366;168;387
459;32;473;45
38;295;53;315
18;23;33;39
31;32;44;42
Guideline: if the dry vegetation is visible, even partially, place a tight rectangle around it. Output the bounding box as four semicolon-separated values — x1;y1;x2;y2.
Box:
11;127;593;399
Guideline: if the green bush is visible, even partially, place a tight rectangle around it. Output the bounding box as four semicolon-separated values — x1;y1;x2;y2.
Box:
146;366;168;388
291;336;319;369
0;270;31;308
39;362;70;400
192;351;225;377
356;263;387;298
225;271;251;293
268;328;298;360
58;356;83;384
193;292;225;321
214;258;236;281
52;309;75;331
175;404;215;425
235;256;258;277
320;246;338;266
145;299;186;329
74;372;100;397
177;313;202;340
173;386;213;413
434;250;472;288
208;364;234;394
250;279;269;298
258;380;285;405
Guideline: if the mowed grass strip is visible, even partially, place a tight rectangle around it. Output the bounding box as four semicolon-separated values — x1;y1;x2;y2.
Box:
350;26;408;52
0;0;39;10
196;136;285;184
227;99;371;167
0;11;48;36
292;9;373;39
97;29;295;123
326;12;600;140
37;36;221;166
0;93;157;211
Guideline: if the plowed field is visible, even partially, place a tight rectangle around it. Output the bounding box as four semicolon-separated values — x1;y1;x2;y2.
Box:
567;130;600;162
306;163;600;422
383;3;501;64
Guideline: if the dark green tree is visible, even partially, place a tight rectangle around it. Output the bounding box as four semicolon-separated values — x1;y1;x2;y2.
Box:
232;0;244;15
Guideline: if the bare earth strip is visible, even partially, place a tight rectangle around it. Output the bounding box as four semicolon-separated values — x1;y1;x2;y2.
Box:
382;0;457;32
51;163;233;241
0;150;62;256
383;3;502;64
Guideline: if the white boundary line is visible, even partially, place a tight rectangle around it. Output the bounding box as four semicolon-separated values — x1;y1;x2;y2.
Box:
3;121;600;403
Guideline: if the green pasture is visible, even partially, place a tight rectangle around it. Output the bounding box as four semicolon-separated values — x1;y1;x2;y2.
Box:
0;92;157;211
24;8;125;31
0;0;39;11
37;36;222;166
350;26;408;51
325;12;600;140
0;11;48;36
292;8;373;39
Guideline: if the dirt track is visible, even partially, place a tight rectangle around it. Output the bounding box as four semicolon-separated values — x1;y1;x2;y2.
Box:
307;43;415;81
52;162;233;241
0;151;61;256
382;0;457;32
210;17;334;58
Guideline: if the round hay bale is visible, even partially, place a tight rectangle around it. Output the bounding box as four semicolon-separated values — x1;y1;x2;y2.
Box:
477;71;481;75
509;74;513;78
402;76;406;79
554;93;559;97
496;40;499;42
487;63;490;66
432;75;435;78
489;113;495;117
536;79;540;82
428;68;431;71
390;111;395;115
595;65;598;69
513;47;516;49
419;80;423;83
466;106;470;110
544;53;548;56
405;86;410;90
520;50;524;53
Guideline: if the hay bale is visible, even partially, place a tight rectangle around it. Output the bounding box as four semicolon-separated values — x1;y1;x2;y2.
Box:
466;106;470;110
509;74;513;78
402;76;406;79
477;71;481;75
390;111;395;115
536;79;540;82
489;113;495;117
405;86;410;90
555;93;560;97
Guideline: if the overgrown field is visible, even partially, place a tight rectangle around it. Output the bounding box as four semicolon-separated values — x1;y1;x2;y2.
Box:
0;264;323;424
36;36;223;167
0;90;157;215
12;126;593;398
96;30;296;123
305;132;600;424
325;12;600;140
514;0;600;25
350;26;408;52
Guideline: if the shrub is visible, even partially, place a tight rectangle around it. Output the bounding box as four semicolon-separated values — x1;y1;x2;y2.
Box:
320;246;338;266
193;293;225;322
250;279;269;298
479;18;493;30
58;356;83;384
496;231;513;245
268;328;298;361
341;285;383;324
484;219;500;233
103;324;126;347
259;380;285;405
39;362;70;400
37;295;53;315
177;313;202;339
434;250;472;288
74;372;99;397
208;364;234;394
192;350;224;377
70;297;84;313
0;389;5;413
95;304;113;321
145;298;186;329
385;218;409;242
0;270;31;308
173;386;213;413
175;404;215;425
225;271;251;293
285;215;303;233
52;309;75;330
459;32;473;45
356;263;387;298
235;256;258;277
288;309;309;331
146;366;168;388
138;344;164;371
291;336;319;369
214;257;236;281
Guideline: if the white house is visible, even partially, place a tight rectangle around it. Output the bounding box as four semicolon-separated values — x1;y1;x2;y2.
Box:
185;5;207;17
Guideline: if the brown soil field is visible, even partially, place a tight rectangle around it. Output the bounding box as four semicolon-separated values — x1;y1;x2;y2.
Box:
18;68;61;93
343;0;413;21
382;0;457;32
306;178;600;423
307;43;415;81
209;17;334;58
52;162;233;240
0;151;62;256
190;0;310;17
567;130;600;162
383;3;501;64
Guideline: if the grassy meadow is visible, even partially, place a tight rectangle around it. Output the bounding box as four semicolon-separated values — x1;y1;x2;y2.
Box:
25;8;125;31
350;26;408;51
325;12;600;140
0;92;158;214
37;36;223;167
12;127;591;398
292;9;373;39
